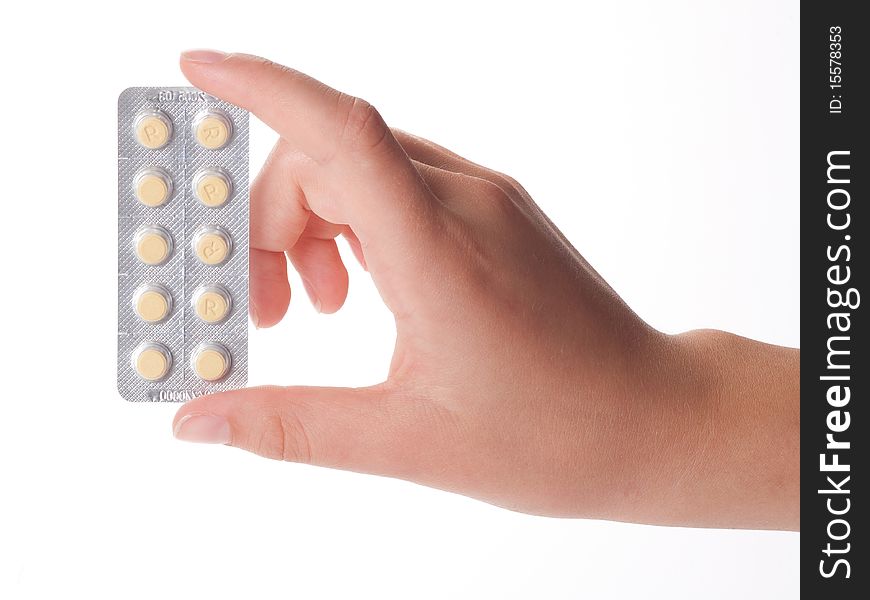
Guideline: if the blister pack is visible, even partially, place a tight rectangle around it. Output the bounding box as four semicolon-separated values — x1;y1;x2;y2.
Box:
117;87;249;402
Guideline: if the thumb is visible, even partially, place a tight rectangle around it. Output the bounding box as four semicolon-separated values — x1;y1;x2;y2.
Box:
172;385;436;477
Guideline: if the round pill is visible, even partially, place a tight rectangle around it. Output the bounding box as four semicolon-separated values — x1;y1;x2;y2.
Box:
193;110;232;150
133;109;172;149
191;342;231;382
132;342;172;381
134;168;173;207
193;169;232;207
192;285;231;323
135;225;173;265
133;283;173;323
192;226;232;266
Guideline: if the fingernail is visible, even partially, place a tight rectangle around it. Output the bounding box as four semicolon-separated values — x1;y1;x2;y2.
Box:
250;305;261;329
181;49;228;64
301;279;322;313
173;414;231;444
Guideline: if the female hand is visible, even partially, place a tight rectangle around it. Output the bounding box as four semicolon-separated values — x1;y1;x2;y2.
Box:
172;51;800;530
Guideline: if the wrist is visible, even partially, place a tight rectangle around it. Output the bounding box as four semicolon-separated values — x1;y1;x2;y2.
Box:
627;329;800;529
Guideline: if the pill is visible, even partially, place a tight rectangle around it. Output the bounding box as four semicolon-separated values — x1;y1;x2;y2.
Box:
193;109;232;150
132;342;172;381
134;168;173;207
191;342;231;381
193;168;232;207
192;225;232;265
192;284;232;323
134;225;173;265
133;283;173;323
133;109;172;149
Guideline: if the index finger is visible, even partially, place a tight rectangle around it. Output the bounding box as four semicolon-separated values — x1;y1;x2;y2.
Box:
179;50;437;240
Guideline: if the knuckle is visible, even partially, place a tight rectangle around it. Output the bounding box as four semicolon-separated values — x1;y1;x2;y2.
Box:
338;95;390;152
474;179;523;223
495;171;528;197
246;57;302;110
476;179;513;204
253;56;295;78
257;411;314;464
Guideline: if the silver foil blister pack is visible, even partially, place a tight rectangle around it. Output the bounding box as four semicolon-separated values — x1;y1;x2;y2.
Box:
117;87;249;402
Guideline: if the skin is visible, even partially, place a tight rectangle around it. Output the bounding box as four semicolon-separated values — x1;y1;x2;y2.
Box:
172;50;800;531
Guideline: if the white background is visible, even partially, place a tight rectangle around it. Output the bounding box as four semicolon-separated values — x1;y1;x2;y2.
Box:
0;1;799;598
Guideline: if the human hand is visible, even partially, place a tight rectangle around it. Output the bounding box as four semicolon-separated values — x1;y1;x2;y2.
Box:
172;51;799;530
